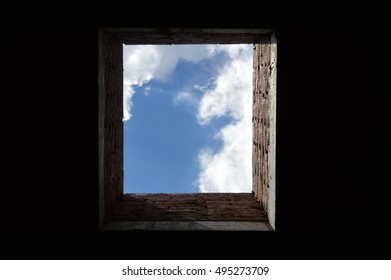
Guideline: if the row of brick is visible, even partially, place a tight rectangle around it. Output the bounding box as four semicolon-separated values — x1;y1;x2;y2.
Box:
111;193;267;221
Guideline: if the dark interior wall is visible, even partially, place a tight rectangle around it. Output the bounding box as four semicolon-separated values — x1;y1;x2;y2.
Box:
100;32;124;223
2;8;389;259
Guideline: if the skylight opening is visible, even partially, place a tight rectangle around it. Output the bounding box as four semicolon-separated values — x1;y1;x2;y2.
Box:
123;44;253;194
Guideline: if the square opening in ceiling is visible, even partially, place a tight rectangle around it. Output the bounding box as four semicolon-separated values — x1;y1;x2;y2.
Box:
98;28;276;231
122;43;254;194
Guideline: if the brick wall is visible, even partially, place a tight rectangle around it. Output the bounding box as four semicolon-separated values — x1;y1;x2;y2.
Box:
101;32;124;222
252;33;276;228
110;193;267;221
108;28;272;44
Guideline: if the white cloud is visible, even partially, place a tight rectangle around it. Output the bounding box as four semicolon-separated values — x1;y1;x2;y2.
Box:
123;44;226;121
143;86;151;96
197;120;252;192
197;45;252;124
123;80;134;121
173;91;198;106
195;44;253;192
123;45;157;121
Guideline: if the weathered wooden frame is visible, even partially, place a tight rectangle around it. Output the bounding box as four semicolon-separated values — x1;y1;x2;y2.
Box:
98;28;276;231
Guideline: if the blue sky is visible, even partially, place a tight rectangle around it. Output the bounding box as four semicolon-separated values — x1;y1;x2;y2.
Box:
123;44;253;193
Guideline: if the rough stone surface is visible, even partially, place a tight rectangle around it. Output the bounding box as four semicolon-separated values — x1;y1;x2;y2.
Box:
102;33;123;222
252;33;276;229
102;221;272;231
110;193;267;221
107;28;272;44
